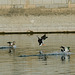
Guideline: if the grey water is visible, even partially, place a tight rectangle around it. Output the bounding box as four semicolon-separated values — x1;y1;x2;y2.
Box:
0;34;75;75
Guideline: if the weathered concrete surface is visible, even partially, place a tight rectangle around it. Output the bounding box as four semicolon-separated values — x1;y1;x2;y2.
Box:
0;15;75;33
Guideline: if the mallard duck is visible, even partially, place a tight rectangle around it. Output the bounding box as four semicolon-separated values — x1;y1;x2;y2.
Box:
60;46;70;52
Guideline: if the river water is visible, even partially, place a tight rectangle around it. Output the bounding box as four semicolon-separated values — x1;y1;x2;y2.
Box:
0;34;75;75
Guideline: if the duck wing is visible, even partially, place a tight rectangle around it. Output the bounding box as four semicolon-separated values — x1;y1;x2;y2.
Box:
41;34;48;40
7;42;12;44
38;38;43;46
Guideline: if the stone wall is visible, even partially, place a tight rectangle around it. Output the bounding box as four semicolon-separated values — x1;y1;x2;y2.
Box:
0;15;75;33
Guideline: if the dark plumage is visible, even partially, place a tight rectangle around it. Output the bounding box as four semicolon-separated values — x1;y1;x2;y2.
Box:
61;49;64;52
38;37;43;46
7;42;12;44
7;41;15;46
60;46;70;52
41;34;48;40
60;46;65;52
37;34;48;46
60;46;65;49
7;42;12;45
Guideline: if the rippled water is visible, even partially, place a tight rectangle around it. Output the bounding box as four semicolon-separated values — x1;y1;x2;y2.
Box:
0;34;75;75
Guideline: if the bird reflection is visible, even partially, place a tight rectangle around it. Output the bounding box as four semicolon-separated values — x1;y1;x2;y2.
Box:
39;51;48;61
39;54;47;61
8;47;15;53
61;55;70;62
39;54;48;65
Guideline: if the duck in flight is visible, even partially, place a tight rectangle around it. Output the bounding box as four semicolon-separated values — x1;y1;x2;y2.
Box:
60;46;70;52
37;34;48;46
38;37;44;46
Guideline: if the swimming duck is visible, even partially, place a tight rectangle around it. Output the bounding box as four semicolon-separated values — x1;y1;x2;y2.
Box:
7;41;16;53
7;41;16;48
60;46;70;52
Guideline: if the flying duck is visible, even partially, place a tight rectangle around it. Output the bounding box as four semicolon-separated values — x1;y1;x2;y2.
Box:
60;46;70;52
37;34;48;46
38;37;44;46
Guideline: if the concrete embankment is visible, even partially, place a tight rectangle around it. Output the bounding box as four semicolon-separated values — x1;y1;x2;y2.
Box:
0;14;75;34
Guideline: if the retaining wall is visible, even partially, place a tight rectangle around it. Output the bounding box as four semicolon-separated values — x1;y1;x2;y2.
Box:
0;14;75;33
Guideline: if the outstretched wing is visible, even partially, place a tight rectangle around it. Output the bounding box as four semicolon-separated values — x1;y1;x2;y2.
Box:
7;42;13;45
41;34;48;40
7;42;12;44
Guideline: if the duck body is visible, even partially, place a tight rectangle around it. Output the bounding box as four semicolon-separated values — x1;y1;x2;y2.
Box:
60;46;70;53
38;37;43;46
12;45;16;49
37;34;48;46
7;41;16;48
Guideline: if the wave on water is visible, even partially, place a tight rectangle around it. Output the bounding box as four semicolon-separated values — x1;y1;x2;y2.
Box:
19;51;73;57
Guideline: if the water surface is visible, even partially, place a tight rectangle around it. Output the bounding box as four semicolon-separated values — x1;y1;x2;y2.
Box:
0;34;75;75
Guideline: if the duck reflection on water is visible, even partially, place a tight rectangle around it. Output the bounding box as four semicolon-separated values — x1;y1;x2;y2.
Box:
61;55;70;62
38;51;48;65
38;51;48;61
38;50;70;63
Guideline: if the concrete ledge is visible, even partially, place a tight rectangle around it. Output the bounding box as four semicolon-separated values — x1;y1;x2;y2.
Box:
0;31;75;34
0;15;75;34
